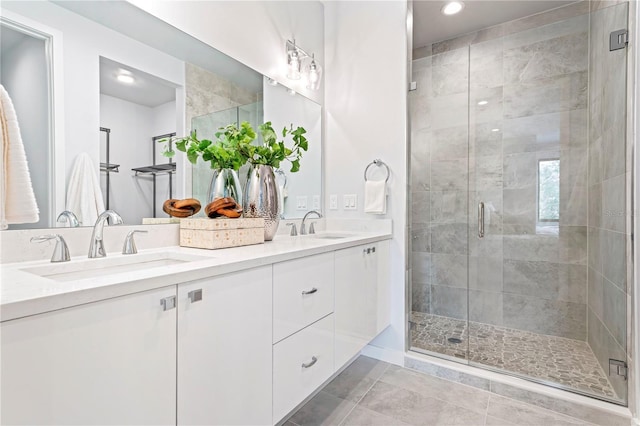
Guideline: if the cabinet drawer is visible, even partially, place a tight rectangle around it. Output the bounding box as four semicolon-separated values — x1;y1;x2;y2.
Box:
273;252;334;343
273;315;335;423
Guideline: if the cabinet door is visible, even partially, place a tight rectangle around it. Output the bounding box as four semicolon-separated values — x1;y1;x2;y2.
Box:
1;286;177;425
334;243;378;368
375;240;391;334
177;266;272;426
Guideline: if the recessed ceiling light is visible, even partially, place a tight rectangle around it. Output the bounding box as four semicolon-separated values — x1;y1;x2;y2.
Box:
491;128;500;132
441;1;464;16
477;100;488;106
116;74;134;84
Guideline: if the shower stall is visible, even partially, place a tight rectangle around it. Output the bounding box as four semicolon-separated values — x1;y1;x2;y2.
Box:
408;1;630;405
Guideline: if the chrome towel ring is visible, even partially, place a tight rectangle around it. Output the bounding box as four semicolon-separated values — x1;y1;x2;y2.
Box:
364;159;390;182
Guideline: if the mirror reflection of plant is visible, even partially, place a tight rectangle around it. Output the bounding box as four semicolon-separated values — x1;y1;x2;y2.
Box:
239;122;308;173
159;122;256;171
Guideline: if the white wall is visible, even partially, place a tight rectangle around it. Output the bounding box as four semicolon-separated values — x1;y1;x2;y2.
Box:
128;0;324;105
1;1;185;202
0;32;49;229
99;95;177;225
324;1;408;361
264;82;322;218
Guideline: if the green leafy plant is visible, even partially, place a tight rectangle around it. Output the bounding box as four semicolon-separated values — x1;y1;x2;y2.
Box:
159;121;256;171
159;121;308;173
239;122;308;173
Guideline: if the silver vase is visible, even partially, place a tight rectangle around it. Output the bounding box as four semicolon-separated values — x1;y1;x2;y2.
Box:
208;168;243;204
243;165;281;241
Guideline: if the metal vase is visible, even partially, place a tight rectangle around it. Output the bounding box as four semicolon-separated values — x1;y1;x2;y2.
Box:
208;168;243;204
243;164;281;241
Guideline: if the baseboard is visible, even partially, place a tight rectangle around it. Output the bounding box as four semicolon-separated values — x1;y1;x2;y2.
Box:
361;344;404;366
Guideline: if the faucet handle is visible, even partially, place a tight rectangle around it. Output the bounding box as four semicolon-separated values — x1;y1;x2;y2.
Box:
285;222;298;236
31;234;70;263
309;222;317;235
122;230;148;255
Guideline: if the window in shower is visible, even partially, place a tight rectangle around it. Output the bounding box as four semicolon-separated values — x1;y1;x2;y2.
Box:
537;159;560;223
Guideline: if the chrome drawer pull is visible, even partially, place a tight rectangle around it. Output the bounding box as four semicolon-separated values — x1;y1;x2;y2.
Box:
302;356;318;369
188;289;203;303
301;287;318;295
160;296;176;311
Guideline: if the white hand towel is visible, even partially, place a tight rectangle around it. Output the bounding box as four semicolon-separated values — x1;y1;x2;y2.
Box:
364;180;387;214
0;84;40;229
66;153;105;226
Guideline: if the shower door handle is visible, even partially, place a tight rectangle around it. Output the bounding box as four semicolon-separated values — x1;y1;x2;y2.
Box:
478;202;485;238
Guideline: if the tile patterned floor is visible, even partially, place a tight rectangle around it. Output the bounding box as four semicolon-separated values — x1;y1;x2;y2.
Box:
409;312;617;399
286;355;613;426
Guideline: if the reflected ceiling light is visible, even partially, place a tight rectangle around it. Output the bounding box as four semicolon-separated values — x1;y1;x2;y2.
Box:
116;73;134;84
477;100;488;106
441;1;464;15
286;39;322;90
266;77;279;86
287;88;296;96
491;128;500;132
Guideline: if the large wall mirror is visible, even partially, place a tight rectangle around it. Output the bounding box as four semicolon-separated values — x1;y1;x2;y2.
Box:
0;0;322;229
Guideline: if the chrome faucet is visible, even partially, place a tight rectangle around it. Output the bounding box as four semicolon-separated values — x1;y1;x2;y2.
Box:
57;211;79;227
88;210;123;258
300;210;322;235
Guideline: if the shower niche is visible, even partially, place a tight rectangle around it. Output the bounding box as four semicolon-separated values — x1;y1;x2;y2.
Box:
409;1;630;405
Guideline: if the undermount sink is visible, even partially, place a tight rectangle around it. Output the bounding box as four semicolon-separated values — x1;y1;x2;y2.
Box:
21;251;210;282
307;233;353;240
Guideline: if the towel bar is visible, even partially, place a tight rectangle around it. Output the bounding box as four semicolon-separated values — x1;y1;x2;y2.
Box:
364;159;390;182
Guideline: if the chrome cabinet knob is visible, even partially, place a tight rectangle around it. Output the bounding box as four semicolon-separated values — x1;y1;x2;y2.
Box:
188;289;203;303
160;296;176;311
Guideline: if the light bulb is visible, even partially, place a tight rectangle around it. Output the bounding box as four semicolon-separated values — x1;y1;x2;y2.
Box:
441;1;464;15
116;74;134;84
306;56;322;91
287;49;301;80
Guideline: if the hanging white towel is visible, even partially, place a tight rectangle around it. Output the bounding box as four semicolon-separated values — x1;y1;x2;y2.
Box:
0;84;40;229
66;153;105;226
364;180;387;214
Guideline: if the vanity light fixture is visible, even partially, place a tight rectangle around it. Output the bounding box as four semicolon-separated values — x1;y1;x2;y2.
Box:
441;1;465;16
306;54;322;91
286;39;322;90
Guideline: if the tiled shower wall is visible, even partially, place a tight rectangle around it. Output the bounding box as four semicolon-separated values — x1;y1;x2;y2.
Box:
410;2;594;341
587;2;629;399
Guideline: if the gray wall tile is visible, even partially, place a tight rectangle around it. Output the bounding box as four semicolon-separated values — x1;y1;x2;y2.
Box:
431;285;467;320
503;260;586;304
503;293;586;340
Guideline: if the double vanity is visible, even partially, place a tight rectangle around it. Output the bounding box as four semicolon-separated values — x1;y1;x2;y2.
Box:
0;222;392;425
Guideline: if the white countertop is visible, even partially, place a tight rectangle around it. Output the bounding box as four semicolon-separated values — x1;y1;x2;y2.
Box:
1;230;391;322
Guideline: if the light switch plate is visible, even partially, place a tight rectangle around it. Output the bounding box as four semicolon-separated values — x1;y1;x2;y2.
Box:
343;194;357;210
329;194;338;210
296;196;308;210
312;195;320;210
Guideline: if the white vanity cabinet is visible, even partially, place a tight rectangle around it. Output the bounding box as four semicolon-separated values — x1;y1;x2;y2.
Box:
0;286;178;426
177;266;273;426
334;241;391;368
272;254;335;422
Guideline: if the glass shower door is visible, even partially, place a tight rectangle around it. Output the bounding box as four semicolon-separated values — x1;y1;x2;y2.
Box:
409;46;471;363
467;3;629;404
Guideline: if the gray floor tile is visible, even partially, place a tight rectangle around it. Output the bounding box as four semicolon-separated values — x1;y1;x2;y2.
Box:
323;356;389;402
486;395;588;426
379;365;490;414
340;405;411;426
359;381;486;426
289;391;356;426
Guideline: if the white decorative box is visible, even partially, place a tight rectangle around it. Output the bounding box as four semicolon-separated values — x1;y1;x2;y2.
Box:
179;218;265;249
142;217;181;224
